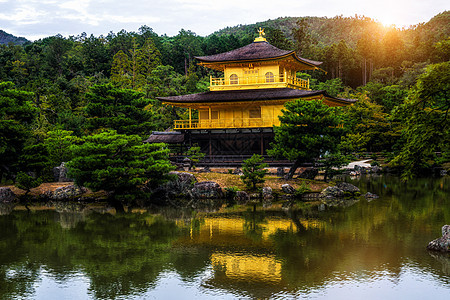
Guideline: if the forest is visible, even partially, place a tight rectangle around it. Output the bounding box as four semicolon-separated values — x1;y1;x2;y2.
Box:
0;11;449;190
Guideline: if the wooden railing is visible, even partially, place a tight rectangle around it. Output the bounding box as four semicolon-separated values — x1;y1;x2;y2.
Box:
210;74;309;90
173;118;275;130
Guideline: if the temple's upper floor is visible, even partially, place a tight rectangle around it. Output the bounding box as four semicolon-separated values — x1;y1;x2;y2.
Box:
195;36;324;91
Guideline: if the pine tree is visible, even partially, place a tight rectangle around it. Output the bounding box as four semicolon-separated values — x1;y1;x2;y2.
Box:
111;50;132;88
241;154;268;190
66;130;174;201
268;99;344;179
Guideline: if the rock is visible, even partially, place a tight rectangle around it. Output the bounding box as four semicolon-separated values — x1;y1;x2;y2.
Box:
233;168;243;176
234;191;249;204
150;172;197;204
198;166;211;173
191;181;223;199
349;171;360;176
298;168;318;180
441;169;448;176
282;184;295;194
169;171;197;185
371;166;382;173
364;192;379;200
171;162;185;171
45;185;87;200
276;167;285;178
0;187;16;203
336;182;360;195
53;162;73;182
427;225;450;252
262;187;273;200
320;186;344;198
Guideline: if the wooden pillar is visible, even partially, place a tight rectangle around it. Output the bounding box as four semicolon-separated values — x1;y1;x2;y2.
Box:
188;107;192;129
209;131;212;156
260;130;264;155
208;106;211;128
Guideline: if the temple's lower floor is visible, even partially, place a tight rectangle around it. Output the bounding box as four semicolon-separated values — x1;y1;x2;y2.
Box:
183;128;274;156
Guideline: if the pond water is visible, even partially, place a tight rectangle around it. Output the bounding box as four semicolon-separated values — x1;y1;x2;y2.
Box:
0;175;449;299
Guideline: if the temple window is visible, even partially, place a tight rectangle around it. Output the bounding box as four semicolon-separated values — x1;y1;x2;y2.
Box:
249;107;261;118
199;110;209;120
230;74;238;84
265;72;275;83
199;110;219;119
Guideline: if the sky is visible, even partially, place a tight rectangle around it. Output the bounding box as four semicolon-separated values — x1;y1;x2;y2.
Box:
0;0;448;41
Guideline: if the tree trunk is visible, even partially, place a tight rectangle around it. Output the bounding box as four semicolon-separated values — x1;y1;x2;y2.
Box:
364;58;367;85
285;160;301;180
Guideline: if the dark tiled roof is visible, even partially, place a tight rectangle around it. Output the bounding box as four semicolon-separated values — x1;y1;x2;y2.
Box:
144;132;185;144
195;41;322;67
158;88;356;104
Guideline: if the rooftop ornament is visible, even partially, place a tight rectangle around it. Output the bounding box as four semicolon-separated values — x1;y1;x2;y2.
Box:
254;27;267;42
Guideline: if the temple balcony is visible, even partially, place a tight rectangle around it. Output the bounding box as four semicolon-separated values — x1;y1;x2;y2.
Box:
173;118;277;130
209;74;309;91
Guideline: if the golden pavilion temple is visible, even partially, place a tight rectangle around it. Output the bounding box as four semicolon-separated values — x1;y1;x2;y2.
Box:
157;29;355;156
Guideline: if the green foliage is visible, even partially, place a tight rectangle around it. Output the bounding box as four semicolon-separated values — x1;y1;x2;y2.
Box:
294;182;312;198
84;84;160;137
268;99;344;178
15;171;42;194
361;82;408;111
340;93;401;153
224;186;240;206
111;38;161;90
18;142;52;180
241;154;268;190
66;130;174;200
44;129;81;167
0;82;36;180
186;145;205;170
390;62;450;180
319;152;351;182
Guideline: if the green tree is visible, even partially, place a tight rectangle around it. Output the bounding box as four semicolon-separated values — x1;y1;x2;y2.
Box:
186;145;205;170
292;18;315;56
84;84;160;137
268;99;344;179
15;172;42;197
241;154;268;190
66;130;174;201
340;93;400;153
111;50;132;88
0;82;36;181
18;142;52;180
44;129;81;167
390;61;450;179
319;152;350;182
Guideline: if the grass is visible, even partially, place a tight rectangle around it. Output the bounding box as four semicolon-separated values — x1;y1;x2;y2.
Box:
194;172;329;193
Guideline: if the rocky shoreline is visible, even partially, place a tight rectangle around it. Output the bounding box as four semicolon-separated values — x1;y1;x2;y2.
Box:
1;170;379;210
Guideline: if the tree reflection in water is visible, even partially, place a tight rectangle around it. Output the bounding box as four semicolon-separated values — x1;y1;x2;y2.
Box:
0;175;448;299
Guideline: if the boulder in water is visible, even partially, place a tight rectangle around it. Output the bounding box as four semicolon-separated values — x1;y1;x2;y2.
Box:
191;181;223;199
427;225;450;252
282;184;295;194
